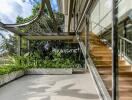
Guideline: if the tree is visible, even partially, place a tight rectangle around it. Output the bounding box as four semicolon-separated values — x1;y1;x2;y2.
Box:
16;3;64;33
16;16;24;24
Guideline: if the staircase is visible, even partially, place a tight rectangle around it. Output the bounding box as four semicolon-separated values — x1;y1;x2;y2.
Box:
90;34;132;100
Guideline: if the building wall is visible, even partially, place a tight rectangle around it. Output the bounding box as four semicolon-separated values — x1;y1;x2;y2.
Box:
91;0;132;35
57;0;88;32
57;0;69;32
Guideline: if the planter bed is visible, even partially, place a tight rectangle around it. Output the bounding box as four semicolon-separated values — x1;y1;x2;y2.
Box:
25;68;73;75
0;70;24;86
0;68;73;86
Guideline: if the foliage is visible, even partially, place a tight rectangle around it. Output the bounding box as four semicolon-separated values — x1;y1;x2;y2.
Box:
29;41;85;68
0;45;85;75
0;34;17;55
20;50;75;69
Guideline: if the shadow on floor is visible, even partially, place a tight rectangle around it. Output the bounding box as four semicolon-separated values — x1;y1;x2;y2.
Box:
55;83;99;99
40;97;50;100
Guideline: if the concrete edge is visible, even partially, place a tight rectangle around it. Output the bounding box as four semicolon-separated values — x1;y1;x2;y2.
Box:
25;68;73;75
0;71;25;87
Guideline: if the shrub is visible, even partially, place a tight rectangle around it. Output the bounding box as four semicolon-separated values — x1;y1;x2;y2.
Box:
0;65;23;75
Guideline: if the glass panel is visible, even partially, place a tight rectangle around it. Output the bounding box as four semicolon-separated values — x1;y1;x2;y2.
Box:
91;2;99;27
118;0;132;18
100;0;112;21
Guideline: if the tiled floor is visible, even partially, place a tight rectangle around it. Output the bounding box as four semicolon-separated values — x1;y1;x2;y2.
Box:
0;72;99;100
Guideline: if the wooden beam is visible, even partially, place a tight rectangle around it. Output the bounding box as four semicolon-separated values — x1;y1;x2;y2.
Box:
24;35;76;40
0;22;27;35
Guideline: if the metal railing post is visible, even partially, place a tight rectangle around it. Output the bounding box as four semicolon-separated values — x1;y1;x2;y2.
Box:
123;40;125;56
112;0;119;100
17;35;22;56
120;39;122;59
85;15;89;70
27;40;30;52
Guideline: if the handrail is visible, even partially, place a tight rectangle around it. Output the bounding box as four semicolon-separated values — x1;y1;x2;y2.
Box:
119;35;132;44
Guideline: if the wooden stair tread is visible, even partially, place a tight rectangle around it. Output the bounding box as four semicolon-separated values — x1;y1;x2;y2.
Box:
99;70;132;75
98;68;131;71
96;65;130;67
101;75;132;81
96;64;126;66
93;57;123;60
119;97;132;100
92;54;112;56
92;51;111;53
95;60;124;62
101;75;132;79
108;87;132;92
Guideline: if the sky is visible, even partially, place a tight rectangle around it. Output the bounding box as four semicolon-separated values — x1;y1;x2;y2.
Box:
51;0;58;11
0;0;58;24
0;0;35;24
0;0;58;47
